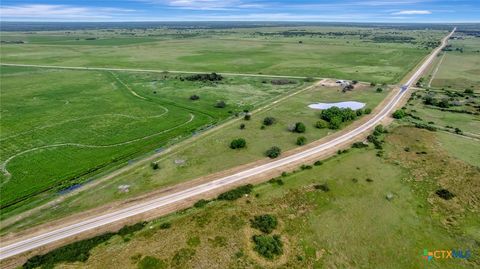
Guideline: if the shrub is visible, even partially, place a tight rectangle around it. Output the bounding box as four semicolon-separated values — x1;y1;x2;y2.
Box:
454;128;463;134
293;122;306;133
185;72;223;82
314;184;330;192
189;94;200;100
315;120;328;129
252;235;283;259
194;199;209;208
296;136;306;146
240;123;246;130
392;109;406;119
138;256;166;269
356;109;363;116
244;114;251;120
300;164;312;170
172;248;196;267
160;222;171;229
230;138;246;149
314;160;323;166
351;142;368;148
364;108;372;114
328;117;342;129
376;88;383;93
265;146;281;158
150;162;159;170
304;77;315;82
250;214;278;233
215;100;226;108
263;117;276;126
464;89;474;94
218;184;253;200
436;189;455;200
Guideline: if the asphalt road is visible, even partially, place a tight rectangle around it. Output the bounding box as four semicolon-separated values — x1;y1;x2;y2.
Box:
0;28;455;260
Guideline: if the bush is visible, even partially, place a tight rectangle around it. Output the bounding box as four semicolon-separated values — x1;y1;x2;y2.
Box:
392;109;406;119
315;120;328;129
194;199;209;208
376;87;383;93
454;128;463;134
293;122;306;133
240;123;246;129
328;117;342;129
250;214;278;233
265;146;281;158
230;138;246;149
218;184;253;200
263;117;276;126
464;89;474;94
436;189;455;200
364;108;372;114
150;162;159;170
185;72;223;82
252;235;283;259
351;142;368;149
244;114;251;120
189;94;200;100
215;100;226;108
314;184;330;192
296;136;306;146
138;256;167;269
172;248;196;267
159;222;171;229
314;160;323;166
356;109;364;116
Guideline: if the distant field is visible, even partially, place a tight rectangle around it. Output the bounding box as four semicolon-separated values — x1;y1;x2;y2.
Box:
0;66;304;208
21;127;479;268
431;34;480;90
1;82;389;230
0;26;445;83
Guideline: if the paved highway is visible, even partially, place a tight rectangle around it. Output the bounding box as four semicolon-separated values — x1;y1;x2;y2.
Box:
0;28;455;260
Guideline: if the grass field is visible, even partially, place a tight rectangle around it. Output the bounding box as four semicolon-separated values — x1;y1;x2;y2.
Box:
0;66;305;209
0;26;445;84
0;82;388;231
431;34;480;91
22;126;479;268
436;132;480;167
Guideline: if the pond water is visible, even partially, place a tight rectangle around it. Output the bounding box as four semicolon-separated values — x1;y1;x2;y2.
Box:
308;101;366;110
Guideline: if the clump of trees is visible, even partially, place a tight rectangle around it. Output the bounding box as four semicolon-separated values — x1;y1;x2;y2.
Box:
265;146;281;158
185;72;223;82
263;117;276;126
250;214;278;234
230;138;246;149
252;235;283;259
319;107;358;129
218;184;253;201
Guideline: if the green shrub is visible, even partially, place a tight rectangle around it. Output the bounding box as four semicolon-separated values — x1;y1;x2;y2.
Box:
252;235;283;259
315;120;328;129
230;138;246;149
296;136;306;146
138;256;167;269
376;88;383;93
314;184;330;192
265;146;281;158
215;100;226;108
194;199;209;208
392;109;406;119
244;114;251;120
364;108;372;114
250;214;278;233
351;142;368;149
171;248;196;267
263;117;276;126
314;160;323;166
293;122;306;133
159;222;171;229
218;184;253;200
150;162;159;170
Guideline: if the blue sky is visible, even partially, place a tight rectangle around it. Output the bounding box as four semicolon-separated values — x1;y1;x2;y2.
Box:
0;0;478;22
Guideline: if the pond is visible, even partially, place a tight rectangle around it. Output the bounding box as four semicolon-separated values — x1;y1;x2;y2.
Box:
308;101;366;110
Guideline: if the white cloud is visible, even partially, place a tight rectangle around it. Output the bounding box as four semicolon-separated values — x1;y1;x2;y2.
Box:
0;4;134;20
391;10;432;15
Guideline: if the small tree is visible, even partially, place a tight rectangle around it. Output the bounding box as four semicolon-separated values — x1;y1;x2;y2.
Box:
265;146;281;158
315;120;328;129
364;108;372;114
215;100;226;108
250;214;278;233
376;88;383;93
252;235;283;259
240;123;246;129
392;109;406;119
263;117;276;126
244;114;251;120
150;162;159;170
230;138;246;149
293;122;306;133
296;136;306;146
328;117;342;129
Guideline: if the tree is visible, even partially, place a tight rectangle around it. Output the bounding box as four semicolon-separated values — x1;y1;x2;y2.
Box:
244;114;251;120
230;138;246;149
376;88;383;93
251;215;278;233
240;123;246;129
296;136;306;146
315;120;328;129
364;108;372;114
293;122;306;133
215;101;226;108
392;109;406;119
328;117;342;129
263;117;276;126
189;94;200;100
356;109;363;116
265;146;281;158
